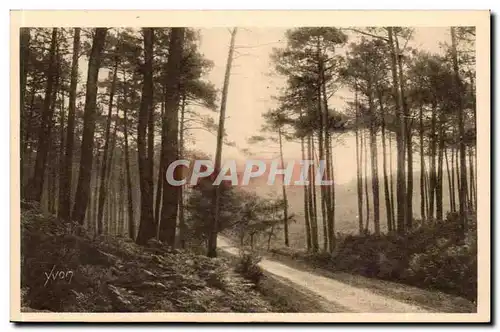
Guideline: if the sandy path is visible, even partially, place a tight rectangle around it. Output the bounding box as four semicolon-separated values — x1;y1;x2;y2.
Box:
218;237;431;313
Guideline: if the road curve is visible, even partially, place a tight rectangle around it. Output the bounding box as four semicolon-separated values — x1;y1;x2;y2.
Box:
217;237;431;313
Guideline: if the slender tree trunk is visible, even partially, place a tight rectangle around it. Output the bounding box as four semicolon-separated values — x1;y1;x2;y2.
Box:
25;28;58;203
387;27;406;234
468;145;475;211
58;28;80;221
436;122;445;221
406;129;414;228
207;28;236;257
363;131;370;232
450;27;468;235
159;28;185;246
301;134;312;250
419;105;426;221
455;145;461;209
423;158;429;223
105;120;119;204
469;71;477;211
97;59;119;233
22;86;36;172
124;120;135;240
394;32;413;229
136;28;156;244
388;133;396;230
92;143;101;231
429;104;437;221
320;60;335;252
368;89;380;235
321;183;328;251
445;147;453;213
330;139;336;246
378;89;392;232
278;127;290;247
20;28;30;126
450;142;456;212
355;86;364;234
20;28;30;186
72;28;108;224
56;87;66;216
47;52;61;215
155;88;165;227
147;45;155;220
308;135;319;252
178;95;187;249
119;157;125;235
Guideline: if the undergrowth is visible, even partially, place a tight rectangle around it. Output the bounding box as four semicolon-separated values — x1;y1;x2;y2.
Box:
20;202;273;312
270;212;477;302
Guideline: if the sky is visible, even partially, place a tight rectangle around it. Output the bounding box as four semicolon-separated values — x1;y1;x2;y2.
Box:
189;27;451;185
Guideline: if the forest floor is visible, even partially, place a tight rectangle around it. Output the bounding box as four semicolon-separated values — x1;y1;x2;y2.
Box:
20;205;290;313
218;236;476;313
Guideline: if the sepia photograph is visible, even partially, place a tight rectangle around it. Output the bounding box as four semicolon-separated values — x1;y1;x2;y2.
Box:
10;10;490;323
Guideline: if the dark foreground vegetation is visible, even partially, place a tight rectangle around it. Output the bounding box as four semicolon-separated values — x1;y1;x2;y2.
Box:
269;212;477;302
21;202;285;313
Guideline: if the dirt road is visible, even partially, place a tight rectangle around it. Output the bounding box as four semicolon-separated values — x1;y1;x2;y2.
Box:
217;237;432;313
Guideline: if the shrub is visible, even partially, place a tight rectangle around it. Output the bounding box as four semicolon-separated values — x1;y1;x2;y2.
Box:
234;250;264;286
269;213;477;302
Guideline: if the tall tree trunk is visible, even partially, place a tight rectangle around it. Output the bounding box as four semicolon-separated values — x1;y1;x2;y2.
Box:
97;59;119;234
123;96;135;240
355;86;364;234
71;28;108;224
25;28;58;203
378;88;392;232
455;145;461;209
469;71;477;211
47;50;61;215
300;134;312;250
308;135;319;252
387;27;406;234
329;138;336;247
445;147;453;213
321;179;328;251
436;121;445;221
20;27;30;125
105;120;119;207
178;95;187;249
56;86;66;216
22;86;37;174
155;88;166;227
320;59;335;252
450;142;456;212
20;27;30;186
58;28;81;222
363;131;370;232
428;104;437;221
119;157;125;235
468;145;475;211
394;32;413;229
92;143;101;231
419;105;426;221
136;28;157;244
147;48;155;217
388;132;396;230
450;27;468;235
278;126;290;247
368;89;380;235
159;28;185;246
207;28;236;257
423;160;429;222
